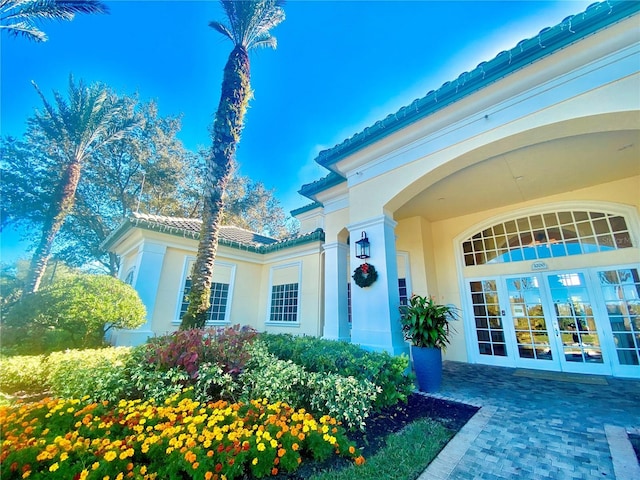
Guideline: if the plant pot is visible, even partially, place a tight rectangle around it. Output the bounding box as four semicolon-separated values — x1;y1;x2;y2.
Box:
411;346;442;393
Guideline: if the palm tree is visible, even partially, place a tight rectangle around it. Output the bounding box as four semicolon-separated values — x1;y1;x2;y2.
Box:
181;0;285;329
0;0;108;42
25;76;138;293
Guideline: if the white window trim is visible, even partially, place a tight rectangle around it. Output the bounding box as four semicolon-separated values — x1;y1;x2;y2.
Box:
265;261;302;326
173;256;236;326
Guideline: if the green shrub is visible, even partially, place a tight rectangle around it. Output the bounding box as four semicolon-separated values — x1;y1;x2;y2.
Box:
126;345;240;404
240;341;309;407
46;347;132;402
1;273;146;354
0;354;49;394
259;333;414;409
240;342;378;430
307;373;379;431
125;325;256;403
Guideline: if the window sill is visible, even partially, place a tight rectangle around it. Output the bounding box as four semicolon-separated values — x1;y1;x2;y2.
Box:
265;321;300;327
172;320;231;326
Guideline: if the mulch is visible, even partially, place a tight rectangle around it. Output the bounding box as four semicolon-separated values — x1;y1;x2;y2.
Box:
275;393;479;479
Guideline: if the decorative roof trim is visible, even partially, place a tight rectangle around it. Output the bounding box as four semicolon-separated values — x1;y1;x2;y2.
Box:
315;0;640;169
101;214;325;254
290;201;323;217
298;171;347;200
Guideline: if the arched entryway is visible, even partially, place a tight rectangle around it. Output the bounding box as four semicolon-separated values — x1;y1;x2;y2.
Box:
457;204;640;378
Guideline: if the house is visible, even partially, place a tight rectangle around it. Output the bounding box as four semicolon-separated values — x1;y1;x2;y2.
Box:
104;0;640;378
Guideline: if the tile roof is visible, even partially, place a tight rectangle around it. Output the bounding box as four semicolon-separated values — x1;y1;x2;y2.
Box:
301;0;639;195
101;212;325;254
130;212;278;247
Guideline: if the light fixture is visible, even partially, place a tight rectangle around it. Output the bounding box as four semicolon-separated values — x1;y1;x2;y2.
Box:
355;231;370;259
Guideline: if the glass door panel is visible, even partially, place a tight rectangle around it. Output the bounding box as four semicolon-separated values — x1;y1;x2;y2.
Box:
547;272;604;366
469;280;508;359
597;268;640;367
506;276;554;362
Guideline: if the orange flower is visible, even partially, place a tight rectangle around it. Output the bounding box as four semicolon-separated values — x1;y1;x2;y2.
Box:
204;473;213;480
355;455;366;466
291;443;299;451
271;467;279;475
348;446;356;455
277;448;286;458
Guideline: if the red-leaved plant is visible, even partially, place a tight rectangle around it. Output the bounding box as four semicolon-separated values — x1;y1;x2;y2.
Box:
145;324;257;378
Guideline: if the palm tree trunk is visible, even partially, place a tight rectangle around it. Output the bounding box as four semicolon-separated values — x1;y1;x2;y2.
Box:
181;46;251;329
26;157;82;293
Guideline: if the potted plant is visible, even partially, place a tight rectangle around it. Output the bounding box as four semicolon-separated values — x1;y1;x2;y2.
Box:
399;294;458;392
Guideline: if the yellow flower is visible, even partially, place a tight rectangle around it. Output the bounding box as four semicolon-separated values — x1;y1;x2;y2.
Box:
60;452;69;461
49;463;59;472
257;442;266;452
140;466;147;475
92;462;100;470
252;458;259;465
22;472;31;479
79;470;89;480
270;439;278;448
104;451;117;462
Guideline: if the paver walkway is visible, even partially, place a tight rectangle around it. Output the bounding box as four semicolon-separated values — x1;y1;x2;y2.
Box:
419;361;640;480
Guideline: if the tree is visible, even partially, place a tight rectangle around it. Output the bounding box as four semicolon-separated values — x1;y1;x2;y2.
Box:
1;98;296;276
223;164;294;238
181;0;286;329
24;75;139;293
0;0;108;42
56;100;202;275
1;272;146;353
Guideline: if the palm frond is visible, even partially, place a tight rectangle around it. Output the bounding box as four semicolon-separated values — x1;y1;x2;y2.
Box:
0;19;46;40
213;0;285;50
1;0;108;42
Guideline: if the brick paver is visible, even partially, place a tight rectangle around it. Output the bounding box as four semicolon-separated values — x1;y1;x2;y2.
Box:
419;362;640;479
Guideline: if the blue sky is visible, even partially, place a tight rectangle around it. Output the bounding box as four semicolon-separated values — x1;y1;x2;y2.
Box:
1;0;593;263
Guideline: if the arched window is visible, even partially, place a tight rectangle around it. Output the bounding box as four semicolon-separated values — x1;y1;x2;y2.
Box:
124;268;135;285
462;210;633;266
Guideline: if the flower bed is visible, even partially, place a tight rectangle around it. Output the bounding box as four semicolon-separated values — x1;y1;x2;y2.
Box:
0;392;364;480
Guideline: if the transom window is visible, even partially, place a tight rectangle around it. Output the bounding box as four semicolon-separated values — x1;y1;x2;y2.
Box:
462;211;632;266
179;278;229;323
270;283;299;322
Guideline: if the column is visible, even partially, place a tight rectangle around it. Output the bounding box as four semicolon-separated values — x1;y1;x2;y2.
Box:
113;241;167;346
322;242;351;341
349;215;408;355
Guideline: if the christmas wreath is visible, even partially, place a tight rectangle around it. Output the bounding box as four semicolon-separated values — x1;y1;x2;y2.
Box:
352;263;378;288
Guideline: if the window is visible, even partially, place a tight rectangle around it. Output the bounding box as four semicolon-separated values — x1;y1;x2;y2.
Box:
398;278;408;306
462;211;633;266
269;283;299;322
124;268;135;285
179;277;229;323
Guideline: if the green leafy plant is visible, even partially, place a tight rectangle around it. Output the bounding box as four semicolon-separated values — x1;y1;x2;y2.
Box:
259;333;413;409
240;342;379;430
399;295;458;350
1;273;146;353
46;347;132;402
0;354;49;395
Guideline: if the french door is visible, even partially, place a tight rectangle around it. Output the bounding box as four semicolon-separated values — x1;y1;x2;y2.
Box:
466;266;640;377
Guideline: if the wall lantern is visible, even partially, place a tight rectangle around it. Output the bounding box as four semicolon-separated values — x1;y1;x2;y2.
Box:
355;231;370;259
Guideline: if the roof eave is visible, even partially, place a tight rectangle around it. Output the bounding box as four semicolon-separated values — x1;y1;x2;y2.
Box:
315;0;640;169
